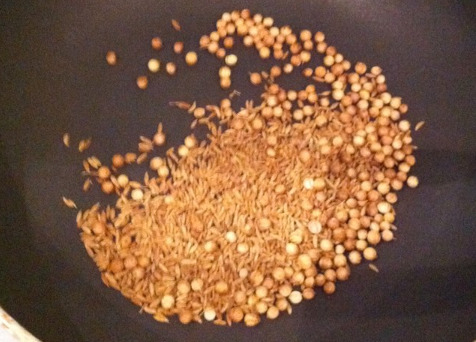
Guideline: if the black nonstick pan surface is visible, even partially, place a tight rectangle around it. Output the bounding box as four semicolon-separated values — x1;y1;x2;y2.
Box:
1;1;475;341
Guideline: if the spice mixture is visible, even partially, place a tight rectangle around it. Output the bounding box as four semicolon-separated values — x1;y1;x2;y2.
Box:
67;9;420;326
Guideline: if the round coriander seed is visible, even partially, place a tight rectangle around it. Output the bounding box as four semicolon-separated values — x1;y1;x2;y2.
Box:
148;59;160;73
131;189;144;201
179;310;193;324
153;132;166;146
173;41;184;54
98;166;111;179
225;54;238;66
117;174;129;188
229;307;244;322
151;37;162;50
249;72;262;85
288;290;303;304
136;76;148;89
185;51;198;66
220;77;231;89
407;175;419;188
112;154;124;168
203;308;216;321
166;62;176;75
158;165;169;178
106;51;117;65
161;294;175;309
266;306;279;320
219;66;231;78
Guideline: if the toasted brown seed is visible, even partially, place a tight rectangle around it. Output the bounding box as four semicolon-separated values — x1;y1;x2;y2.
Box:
106;51;117;65
171;19;181;31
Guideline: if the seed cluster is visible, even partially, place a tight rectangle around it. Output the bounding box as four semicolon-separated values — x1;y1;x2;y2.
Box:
74;9;420;327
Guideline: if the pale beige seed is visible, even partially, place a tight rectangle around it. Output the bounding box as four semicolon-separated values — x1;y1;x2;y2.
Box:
117;174;129;188
407;175;419;188
203;308;216;321
148;59;160;73
303;178;314;190
286;243;298;255
158;165;169;178
62;196;77;209
415;121;425;131
225;54;238;66
62;133;70;147
308;220;322;234
161;294;175;309
288;291;302;304
131;189;144;201
369;264;379;273
225;231;237;243
191;279;203;292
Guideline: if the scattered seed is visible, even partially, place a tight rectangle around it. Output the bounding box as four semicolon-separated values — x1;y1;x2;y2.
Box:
63;133;70;147
78;138;92;153
106;51;117;65
415;121;425;131
87;156;101;169
407;175;419;188
171;19;181;31
83;178;92;192
166;62;176;75
151;37;163;50
148;59;160;73
369;264;379;273
137;76;148;89
185;51;198;66
225;54;238;66
249;72;261;85
174;42;184;54
62;196;77;209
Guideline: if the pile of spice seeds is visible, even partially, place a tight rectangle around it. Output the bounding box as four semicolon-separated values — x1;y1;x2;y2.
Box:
70;9;422;327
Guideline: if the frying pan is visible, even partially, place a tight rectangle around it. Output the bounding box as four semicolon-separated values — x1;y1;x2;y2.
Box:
1;0;475;341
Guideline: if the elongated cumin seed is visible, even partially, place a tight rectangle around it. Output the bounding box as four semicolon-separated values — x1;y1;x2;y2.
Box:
62;196;77;209
63;133;70;147
78;138;92;152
